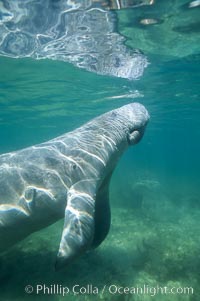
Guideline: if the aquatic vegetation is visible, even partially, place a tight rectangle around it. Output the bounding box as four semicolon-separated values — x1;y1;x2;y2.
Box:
1;173;200;300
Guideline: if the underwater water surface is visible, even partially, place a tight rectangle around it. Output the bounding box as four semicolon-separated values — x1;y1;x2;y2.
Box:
0;1;200;301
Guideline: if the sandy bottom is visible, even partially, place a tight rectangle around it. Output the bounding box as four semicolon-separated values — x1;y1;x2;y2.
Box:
1;175;200;301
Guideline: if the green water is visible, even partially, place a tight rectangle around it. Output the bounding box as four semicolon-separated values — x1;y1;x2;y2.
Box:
0;1;200;301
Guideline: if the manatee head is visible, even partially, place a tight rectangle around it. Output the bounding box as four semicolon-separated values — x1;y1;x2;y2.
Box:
124;103;149;145
85;102;150;151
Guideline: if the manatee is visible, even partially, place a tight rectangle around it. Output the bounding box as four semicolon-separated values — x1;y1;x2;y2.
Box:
0;103;149;268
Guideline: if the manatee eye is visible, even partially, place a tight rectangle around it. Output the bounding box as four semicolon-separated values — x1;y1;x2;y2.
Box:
73;219;80;234
72;164;77;170
114;57;121;67
111;112;117;118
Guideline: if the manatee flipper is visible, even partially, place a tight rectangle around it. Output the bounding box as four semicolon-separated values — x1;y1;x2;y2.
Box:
0;204;29;228
92;174;111;248
55;181;96;269
0;204;30;251
19;186;59;220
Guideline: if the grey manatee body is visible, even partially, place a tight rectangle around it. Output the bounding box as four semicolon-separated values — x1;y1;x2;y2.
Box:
0;103;149;268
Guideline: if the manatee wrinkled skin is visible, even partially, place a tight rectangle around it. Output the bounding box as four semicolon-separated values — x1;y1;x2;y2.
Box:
0;103;149;268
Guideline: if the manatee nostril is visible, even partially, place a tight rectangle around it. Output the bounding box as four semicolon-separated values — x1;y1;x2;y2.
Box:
72;164;77;170
111;112;117;118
